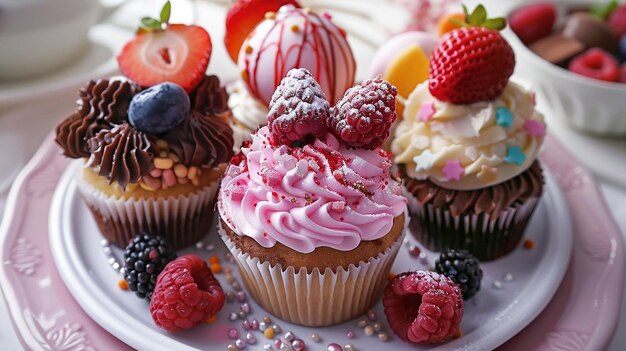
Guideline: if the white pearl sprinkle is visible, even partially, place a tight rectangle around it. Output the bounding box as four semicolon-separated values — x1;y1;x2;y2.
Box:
493;280;503;289
503;273;514;282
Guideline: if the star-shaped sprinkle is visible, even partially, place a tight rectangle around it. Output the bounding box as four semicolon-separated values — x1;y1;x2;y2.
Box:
417;101;436;122
496;107;514;128
442;160;464;181
504;146;526;166
523;120;545;137
413;150;436;172
477;165;498;183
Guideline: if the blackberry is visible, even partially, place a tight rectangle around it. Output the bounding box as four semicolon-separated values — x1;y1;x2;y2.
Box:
435;249;483;300
123;234;177;300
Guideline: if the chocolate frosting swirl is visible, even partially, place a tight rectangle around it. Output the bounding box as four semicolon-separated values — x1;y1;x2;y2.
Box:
191;75;231;118
87;123;157;189
55;79;140;158
403;161;544;218
163;76;234;167
162;110;234;167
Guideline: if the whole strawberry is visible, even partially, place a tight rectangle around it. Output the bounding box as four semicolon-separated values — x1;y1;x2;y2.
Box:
429;5;515;104
328;77;397;150
150;255;225;332
267;68;329;146
117;1;212;93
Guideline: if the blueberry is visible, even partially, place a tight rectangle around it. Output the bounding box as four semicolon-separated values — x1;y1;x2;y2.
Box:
128;82;190;134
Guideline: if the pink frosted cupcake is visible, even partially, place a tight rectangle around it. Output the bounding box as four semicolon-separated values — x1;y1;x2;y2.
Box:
218;69;406;326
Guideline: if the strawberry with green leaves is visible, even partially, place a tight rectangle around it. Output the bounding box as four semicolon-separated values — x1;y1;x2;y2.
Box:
117;1;212;93
428;5;515;104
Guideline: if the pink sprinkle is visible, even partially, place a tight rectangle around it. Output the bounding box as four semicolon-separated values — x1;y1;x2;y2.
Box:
417;101;436;122
530;91;537;105
322;12;332;19
524;120;545;137
442;160;464;181
162;169;177;187
149;168;162;178
230;186;244;201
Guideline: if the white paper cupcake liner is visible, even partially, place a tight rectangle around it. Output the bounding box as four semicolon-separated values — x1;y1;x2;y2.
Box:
76;170;219;249
406;188;539;261
218;224;404;326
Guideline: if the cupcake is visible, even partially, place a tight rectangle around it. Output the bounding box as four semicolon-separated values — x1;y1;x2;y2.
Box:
218;68;406;326
223;3;356;150
55;7;234;249
391;6;546;261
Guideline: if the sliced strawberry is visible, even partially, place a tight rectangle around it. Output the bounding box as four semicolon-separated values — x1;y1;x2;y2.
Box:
224;0;300;63
117;24;212;93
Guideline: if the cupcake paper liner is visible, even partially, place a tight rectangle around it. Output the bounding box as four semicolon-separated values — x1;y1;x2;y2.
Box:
218;224;404;327
406;190;540;261
77;170;219;249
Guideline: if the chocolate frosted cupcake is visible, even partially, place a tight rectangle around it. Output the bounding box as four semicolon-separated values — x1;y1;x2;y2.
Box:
55;11;233;249
391;10;546;261
218;69;406;326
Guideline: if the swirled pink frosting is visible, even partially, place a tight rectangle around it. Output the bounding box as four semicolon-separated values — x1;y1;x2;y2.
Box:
218;127;406;253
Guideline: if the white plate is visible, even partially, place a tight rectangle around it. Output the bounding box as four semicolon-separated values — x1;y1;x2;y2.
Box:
49;161;572;351
0;24;128;109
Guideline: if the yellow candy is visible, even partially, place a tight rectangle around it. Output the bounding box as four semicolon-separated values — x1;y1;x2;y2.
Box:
156;139;169;150
174;164;188;178
264;328;275;339
154;158;174;170
383;44;430;118
139;181;157;192
188;166;198;180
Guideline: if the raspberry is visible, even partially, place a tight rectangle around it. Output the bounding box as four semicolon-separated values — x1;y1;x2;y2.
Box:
267;68;329;146
328;77;397;149
150;255;225;332
569;48;620;82
609;5;626;38
509;3;557;45
123;234;176;300
435;249;483;300
383;271;463;344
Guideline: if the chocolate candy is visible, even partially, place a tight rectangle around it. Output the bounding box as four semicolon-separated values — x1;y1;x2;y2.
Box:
530;33;585;65
562;13;619;54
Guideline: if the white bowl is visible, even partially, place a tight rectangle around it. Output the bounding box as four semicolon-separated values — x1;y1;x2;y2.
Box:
504;0;626;136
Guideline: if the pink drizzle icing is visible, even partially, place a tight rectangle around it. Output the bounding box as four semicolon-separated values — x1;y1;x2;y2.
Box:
239;5;356;106
218;127;406;253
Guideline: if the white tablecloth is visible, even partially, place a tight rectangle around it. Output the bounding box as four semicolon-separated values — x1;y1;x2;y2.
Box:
1;0;625;350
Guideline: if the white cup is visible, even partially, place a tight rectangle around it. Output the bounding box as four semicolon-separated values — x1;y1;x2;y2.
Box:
0;0;120;80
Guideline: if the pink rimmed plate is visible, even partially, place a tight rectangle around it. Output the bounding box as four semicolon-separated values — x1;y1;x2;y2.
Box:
48;158;571;350
0;134;622;350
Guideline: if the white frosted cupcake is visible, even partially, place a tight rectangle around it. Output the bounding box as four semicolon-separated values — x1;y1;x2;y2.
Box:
225;4;356;150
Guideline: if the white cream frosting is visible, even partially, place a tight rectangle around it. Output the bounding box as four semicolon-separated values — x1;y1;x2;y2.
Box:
392;81;546;190
227;80;269;131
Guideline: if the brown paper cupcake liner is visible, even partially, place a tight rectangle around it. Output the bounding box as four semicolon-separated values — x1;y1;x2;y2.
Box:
407;191;540;261
77;171;219;249
218;224;404;327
